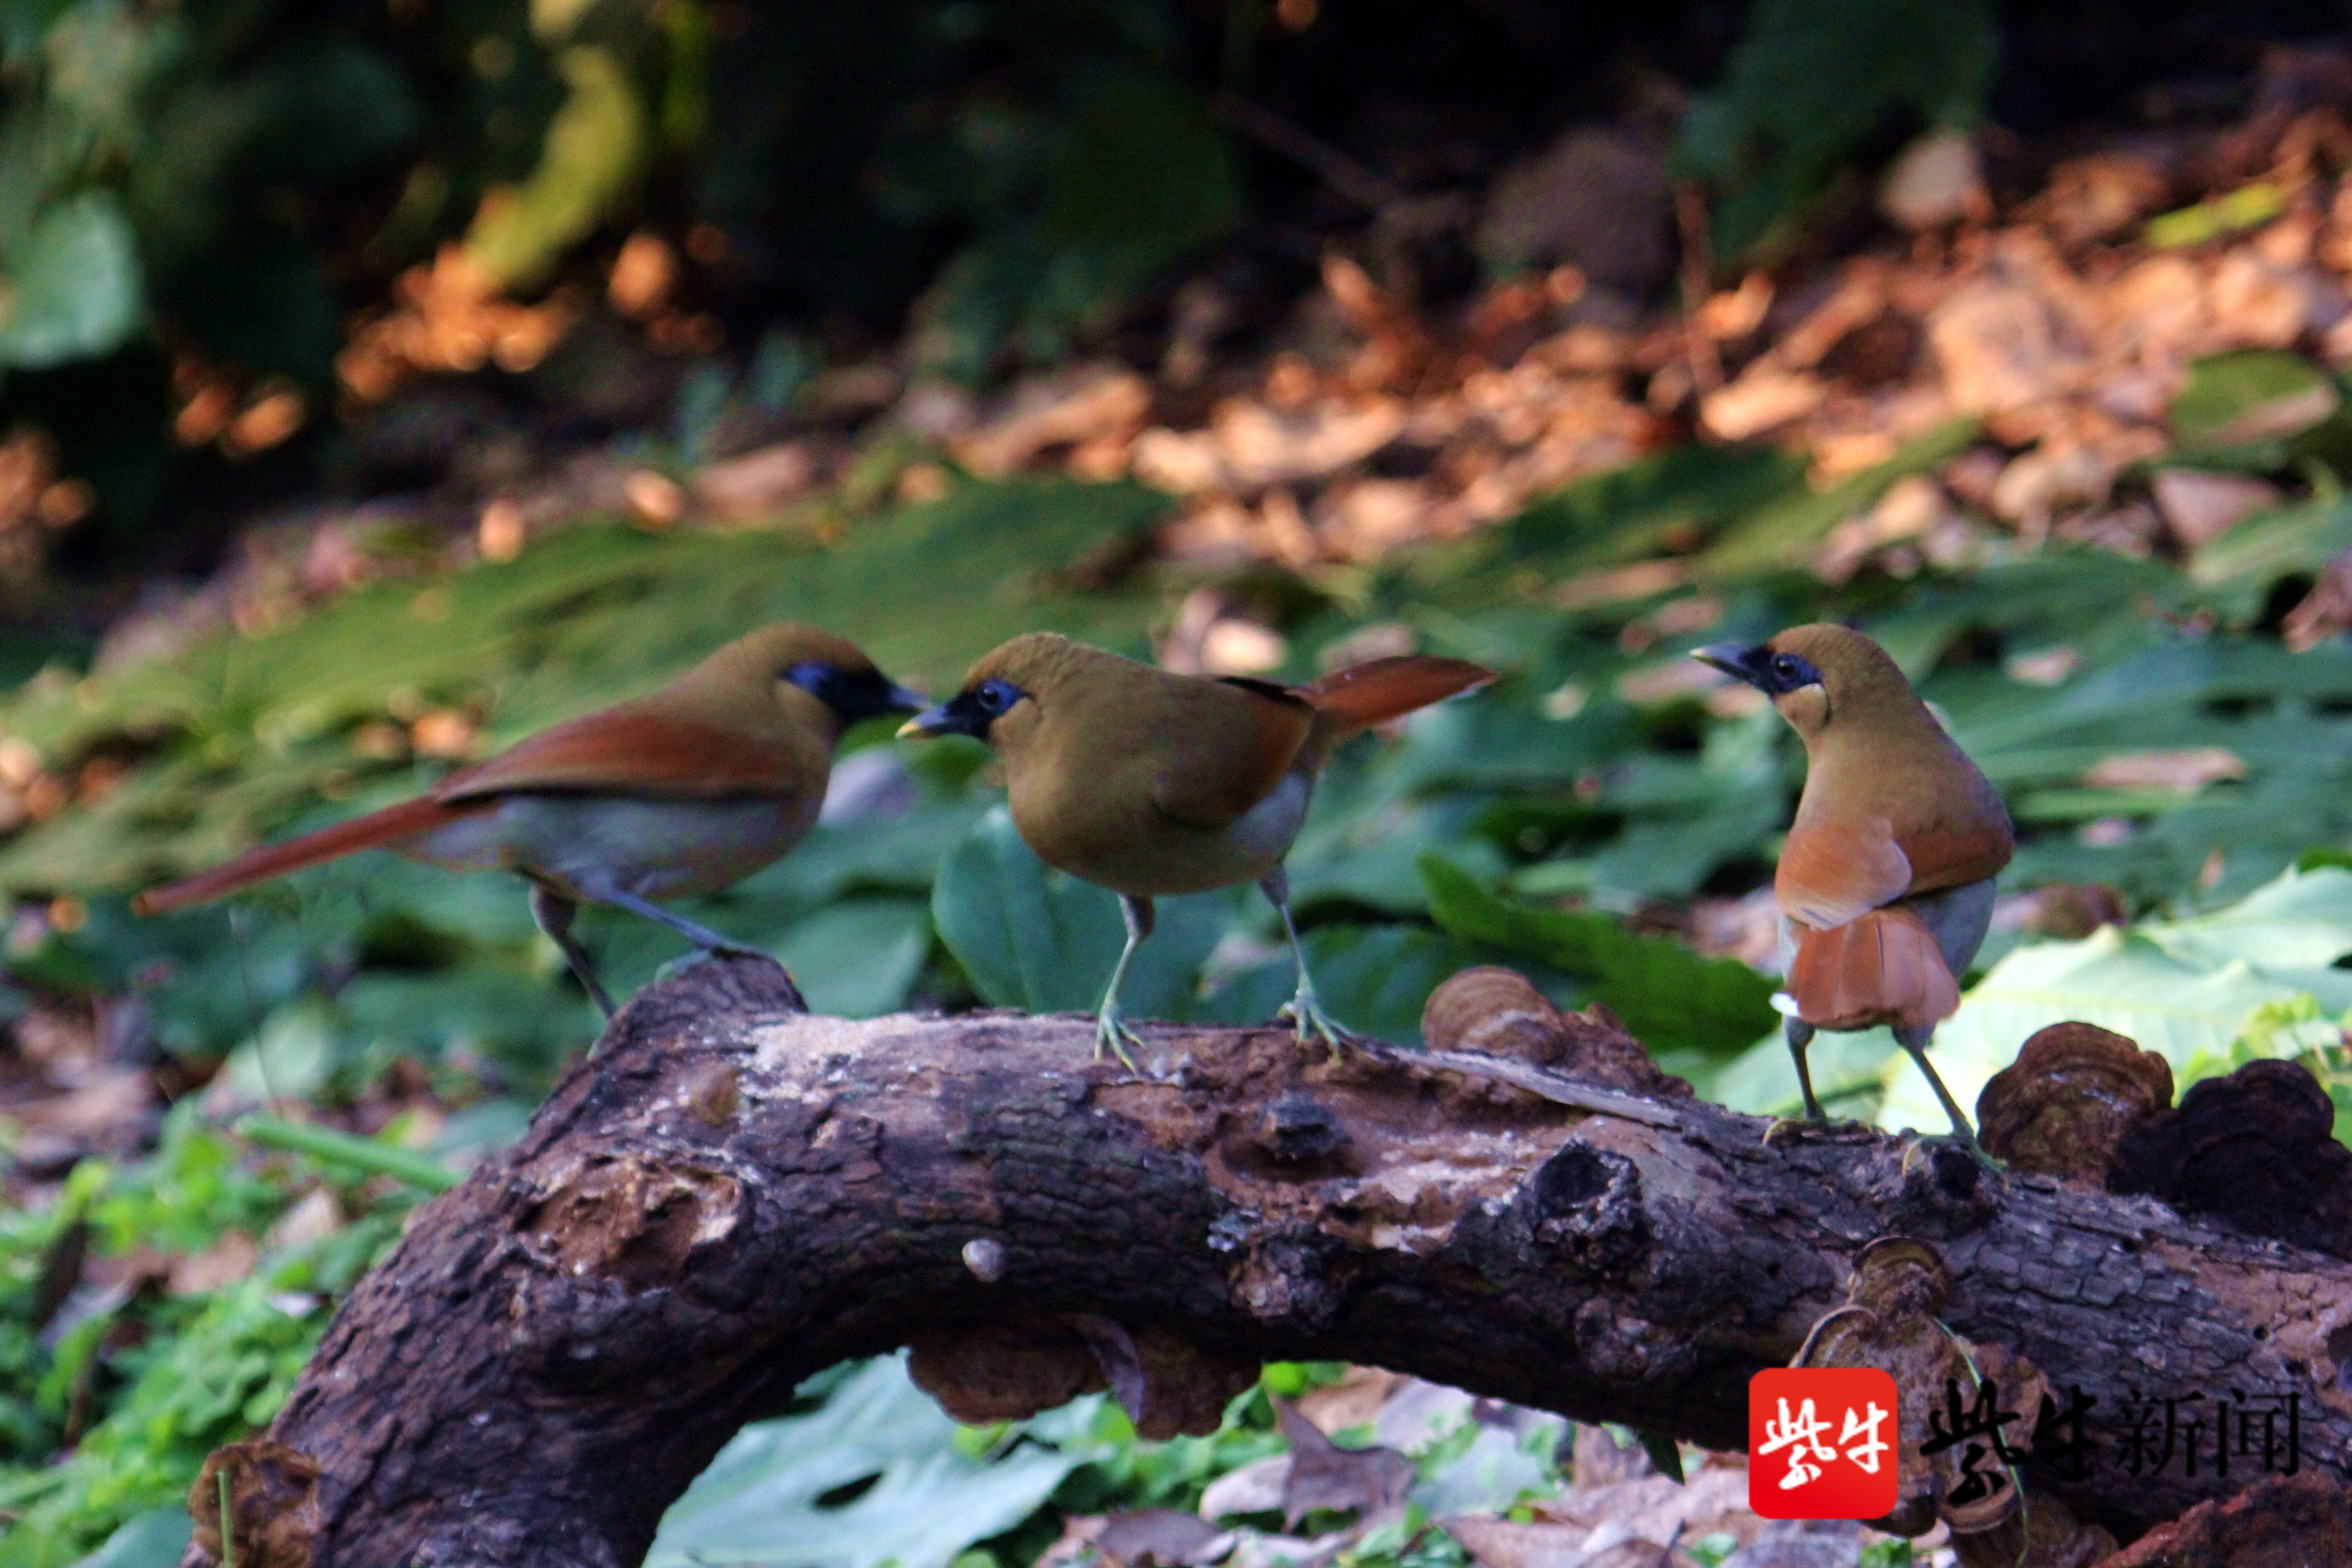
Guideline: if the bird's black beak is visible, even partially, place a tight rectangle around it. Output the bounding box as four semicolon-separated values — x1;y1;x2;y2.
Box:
1692;642;1766;687
899;693;985;740
839;676;929;725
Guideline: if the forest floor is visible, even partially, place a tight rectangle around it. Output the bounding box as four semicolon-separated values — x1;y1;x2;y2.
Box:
11;36;2352;1568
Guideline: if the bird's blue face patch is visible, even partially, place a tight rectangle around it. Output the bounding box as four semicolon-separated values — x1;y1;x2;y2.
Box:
902;677;1031;740
1691;643;1824;696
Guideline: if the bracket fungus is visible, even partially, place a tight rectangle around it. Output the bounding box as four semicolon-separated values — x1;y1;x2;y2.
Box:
1975;1022;2173;1186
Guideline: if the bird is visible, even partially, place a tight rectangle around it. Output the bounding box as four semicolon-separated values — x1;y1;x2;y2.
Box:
1693;624;2013;1155
132;624;927;1018
899;632;1494;1065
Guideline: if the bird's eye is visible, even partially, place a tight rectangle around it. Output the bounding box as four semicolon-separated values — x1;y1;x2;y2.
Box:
975;680;1016;714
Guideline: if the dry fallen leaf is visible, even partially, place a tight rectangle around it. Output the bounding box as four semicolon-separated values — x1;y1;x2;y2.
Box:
2082;747;2247;791
1274;1396;1415;1531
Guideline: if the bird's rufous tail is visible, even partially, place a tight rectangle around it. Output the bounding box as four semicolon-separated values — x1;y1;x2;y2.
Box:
1303;655;1494;739
1785;904;1960;1034
132;795;470;916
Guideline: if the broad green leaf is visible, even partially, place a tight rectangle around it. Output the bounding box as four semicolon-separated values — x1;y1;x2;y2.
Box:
769;898;930;1018
1500;443;1808;573
0;191;141;367
1696;419;1978;578
1711;1026;1899;1120
932;806;1234;1019
463;46;646;291
1200;921;1501;1047
647;1356;1098;1568
2146;184;2289;249
1419;853;1777;1057
2168;349;2337;447
68;1510;190;1568
1878;866;2352;1132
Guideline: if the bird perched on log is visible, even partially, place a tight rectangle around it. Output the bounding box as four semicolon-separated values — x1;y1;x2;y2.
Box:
899;632;1494;1065
132;624;926;1018
1694;625;2012;1155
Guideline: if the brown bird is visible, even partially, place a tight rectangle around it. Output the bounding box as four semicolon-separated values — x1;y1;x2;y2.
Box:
1694;625;2013;1153
133;624;926;1017
899;632;1494;1064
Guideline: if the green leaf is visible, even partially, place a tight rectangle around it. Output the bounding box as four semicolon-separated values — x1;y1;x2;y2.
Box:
1419;853;1777;1056
769;899;931;1019
1676;0;1998;257
1201;921;1500;1047
2169;350;2339;449
462;46;647;291
0;191;142;368
68;1509;190;1568
647;1357;1097;1568
1504;444;1809;573
1878;866;2352;1132
931;806;1232;1019
2147;184;2290;250
1696;419;1978;578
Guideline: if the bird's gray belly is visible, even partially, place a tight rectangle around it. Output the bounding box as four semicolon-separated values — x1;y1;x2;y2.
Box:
403;794;810;902
1908;877;1999;979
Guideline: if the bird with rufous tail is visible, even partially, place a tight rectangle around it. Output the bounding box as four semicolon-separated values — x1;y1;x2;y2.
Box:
1694;624;2013;1158
900;632;1495;1065
133;624;926;1018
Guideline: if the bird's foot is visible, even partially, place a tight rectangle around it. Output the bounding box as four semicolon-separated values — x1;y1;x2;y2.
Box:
1277;987;1354;1064
1761;1113;1872;1147
652;943;769;989
1093;1004;1146;1071
1898;1130;2004;1176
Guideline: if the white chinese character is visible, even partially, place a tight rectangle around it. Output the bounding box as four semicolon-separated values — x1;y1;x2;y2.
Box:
1759;1396;1838;1490
1841;1400;1890;1474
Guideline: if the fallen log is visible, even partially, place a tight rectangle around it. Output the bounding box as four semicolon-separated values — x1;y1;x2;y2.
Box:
183;956;2352;1567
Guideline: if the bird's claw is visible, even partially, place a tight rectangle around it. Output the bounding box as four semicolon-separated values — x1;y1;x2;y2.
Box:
1277;988;1354;1064
1899;1131;2004;1177
1093;1006;1145;1071
1760;1113;1871;1147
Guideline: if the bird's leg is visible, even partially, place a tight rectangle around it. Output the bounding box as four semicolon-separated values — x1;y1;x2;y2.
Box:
584;882;767;960
1761;1016;1823;1145
1262;866;1352;1063
529;883;616;1019
1093;895;1153;1069
1895;1023;1995;1167
1789;1016;1826;1121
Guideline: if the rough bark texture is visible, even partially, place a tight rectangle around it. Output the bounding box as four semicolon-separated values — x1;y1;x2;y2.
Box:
187;956;2352;1568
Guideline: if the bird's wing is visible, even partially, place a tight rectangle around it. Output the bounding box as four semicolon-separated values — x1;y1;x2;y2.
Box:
1775;815;1913;930
1896;817;2016;895
1147;680;1316;828
437;708;810;802
1786;905;1960;1033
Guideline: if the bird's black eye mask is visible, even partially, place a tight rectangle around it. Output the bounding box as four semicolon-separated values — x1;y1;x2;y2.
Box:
1691;643;1824;697
783;661;930;726
901;677;1030;740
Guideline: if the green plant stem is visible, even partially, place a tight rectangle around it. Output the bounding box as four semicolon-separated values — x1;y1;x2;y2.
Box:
239;1117;461;1192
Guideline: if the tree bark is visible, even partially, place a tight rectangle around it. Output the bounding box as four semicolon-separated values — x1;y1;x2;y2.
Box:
184;956;2352;1568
